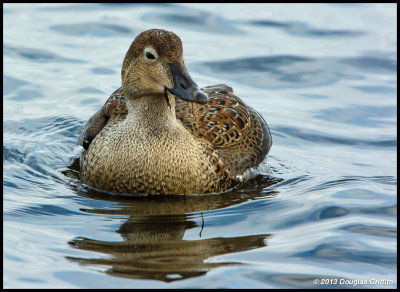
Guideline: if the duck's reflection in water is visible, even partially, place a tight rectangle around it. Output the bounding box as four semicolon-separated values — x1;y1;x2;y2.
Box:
65;159;280;282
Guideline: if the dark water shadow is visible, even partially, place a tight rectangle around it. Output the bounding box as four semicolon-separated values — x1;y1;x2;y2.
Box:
63;158;280;282
38;3;171;11
244;19;364;38
140;6;243;35
50;23;133;37
3;45;84;64
315;105;396;128
3;76;29;96
191;54;396;89
273;126;397;148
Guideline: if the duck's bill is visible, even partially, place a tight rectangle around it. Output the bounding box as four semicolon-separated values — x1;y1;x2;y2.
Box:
165;62;208;105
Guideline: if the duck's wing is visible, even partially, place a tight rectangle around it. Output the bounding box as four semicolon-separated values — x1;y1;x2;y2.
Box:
175;84;272;177
78;87;127;150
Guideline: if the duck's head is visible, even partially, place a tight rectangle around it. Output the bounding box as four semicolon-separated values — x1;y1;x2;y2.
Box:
121;29;208;105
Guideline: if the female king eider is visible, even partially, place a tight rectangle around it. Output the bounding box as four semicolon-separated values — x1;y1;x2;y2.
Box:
78;29;272;195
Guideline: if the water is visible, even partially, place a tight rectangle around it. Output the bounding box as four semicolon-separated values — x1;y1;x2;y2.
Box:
3;3;397;288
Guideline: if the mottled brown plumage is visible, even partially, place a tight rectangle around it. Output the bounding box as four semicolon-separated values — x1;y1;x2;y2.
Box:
78;29;272;195
176;84;272;177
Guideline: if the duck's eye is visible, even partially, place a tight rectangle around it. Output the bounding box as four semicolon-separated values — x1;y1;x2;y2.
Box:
146;52;156;60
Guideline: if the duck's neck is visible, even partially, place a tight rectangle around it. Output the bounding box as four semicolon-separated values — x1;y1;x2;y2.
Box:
125;92;178;128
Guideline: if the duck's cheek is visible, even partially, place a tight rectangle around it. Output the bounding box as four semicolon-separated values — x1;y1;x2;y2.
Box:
150;82;167;94
154;65;174;89
122;72;140;94
162;75;174;90
146;72;170;93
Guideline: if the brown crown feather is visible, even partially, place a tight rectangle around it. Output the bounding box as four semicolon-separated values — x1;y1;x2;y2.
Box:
122;29;183;75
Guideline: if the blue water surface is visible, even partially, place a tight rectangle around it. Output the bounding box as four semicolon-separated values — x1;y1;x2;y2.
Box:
3;3;397;288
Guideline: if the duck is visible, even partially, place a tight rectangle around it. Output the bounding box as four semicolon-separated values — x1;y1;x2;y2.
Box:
78;28;272;195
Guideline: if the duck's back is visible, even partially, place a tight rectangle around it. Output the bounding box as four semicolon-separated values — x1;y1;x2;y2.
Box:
79;84;272;178
176;85;272;176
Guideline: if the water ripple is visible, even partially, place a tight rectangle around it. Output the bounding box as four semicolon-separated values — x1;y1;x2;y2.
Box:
341;56;397;73
3;3;397;289
141;8;242;35
294;241;396;266
341;224;397;238
39;3;171;11
308;176;397;193
192;54;396;89
3;76;29;96
50;23;133;37
245;19;364;38
6;204;82;218
315;105;396;128
4;45;84;63
274;126;396;147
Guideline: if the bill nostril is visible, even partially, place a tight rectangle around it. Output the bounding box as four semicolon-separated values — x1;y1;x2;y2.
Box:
180;83;187;90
